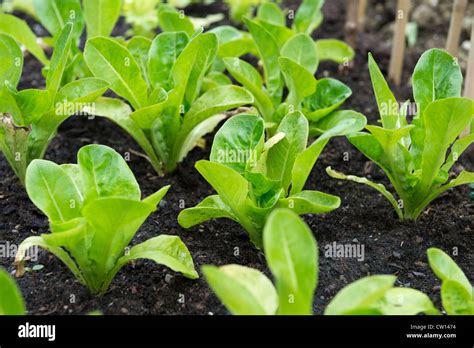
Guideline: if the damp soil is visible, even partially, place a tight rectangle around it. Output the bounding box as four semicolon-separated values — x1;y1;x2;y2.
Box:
0;0;472;315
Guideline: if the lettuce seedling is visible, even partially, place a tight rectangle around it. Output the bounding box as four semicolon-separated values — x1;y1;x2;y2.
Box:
1;0;37;19
83;32;253;174
0;0;121;83
121;2;223;40
0;268;26;315
327;49;474;220
0;24;109;184
222;0;353;63
223;15;353;132
428;248;474;315
179;110;365;248
156;7;248;93
33;0;122;82
203;209;318;315
256;0;354;62
15;144;198;295
324;274;439;315
204;209;437;315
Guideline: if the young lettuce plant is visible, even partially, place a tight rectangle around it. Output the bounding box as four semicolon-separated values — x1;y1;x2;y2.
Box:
15;144;198;295
0;268;26;315
0;1;122;83
83;32;253;174
256;0;354;61
327;49;474;220
220;0;354;65
223;15;353;132
324;274;439;315
33;0;122;82
155;7;250;93
203;209;318;315
0;24;109;184
203;1;354;124
427;248;474;315
204;209;438;316
178;110;365;248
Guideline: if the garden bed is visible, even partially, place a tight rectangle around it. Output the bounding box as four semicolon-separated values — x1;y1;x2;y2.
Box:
0;0;472;315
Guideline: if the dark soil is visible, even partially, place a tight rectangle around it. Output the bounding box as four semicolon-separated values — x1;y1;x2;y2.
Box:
0;0;472;315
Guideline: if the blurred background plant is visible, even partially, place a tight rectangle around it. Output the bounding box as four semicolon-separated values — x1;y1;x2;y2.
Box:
0;0;36;18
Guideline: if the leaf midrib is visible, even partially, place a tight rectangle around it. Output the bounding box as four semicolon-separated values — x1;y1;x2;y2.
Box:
90;42;142;110
40;169;65;222
280;230;298;291
51;1;65;31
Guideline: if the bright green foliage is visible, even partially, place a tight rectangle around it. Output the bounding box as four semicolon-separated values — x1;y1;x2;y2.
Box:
224;0;266;23
0;24;108;184
27;0;122;83
325;275;439;315
293;0;324;35
178;111;365;248
0;13;49;64
122;1;224;39
223;15;353;130
84;32;254;174
327;49;474;220
428;248;474;315
0;268;26;315
222;0;354;70
157;1;355;130
34;0;84;42
83;0;121;39
33;0;119;40
203;209;318;315
158;5;196;37
15;144;198;295
2;0;122;85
